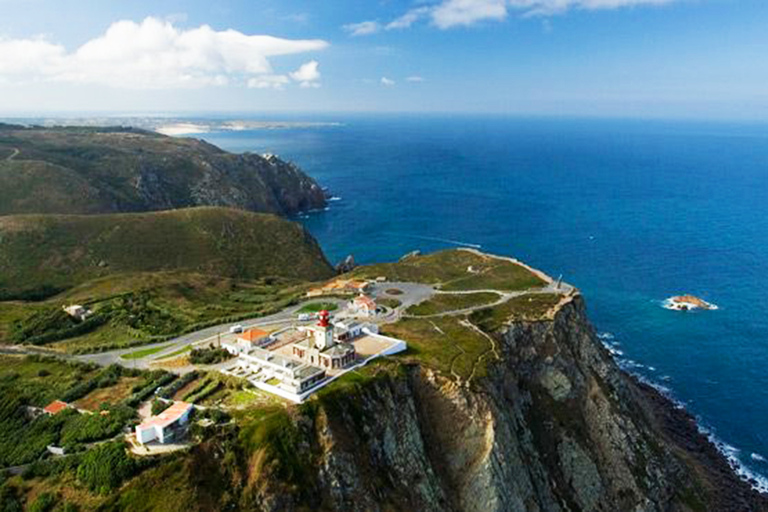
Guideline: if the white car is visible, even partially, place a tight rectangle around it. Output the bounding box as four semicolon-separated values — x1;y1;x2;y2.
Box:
229;324;244;334
297;313;312;321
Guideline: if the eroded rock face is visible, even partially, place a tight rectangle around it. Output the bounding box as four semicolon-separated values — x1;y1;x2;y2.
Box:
234;297;768;511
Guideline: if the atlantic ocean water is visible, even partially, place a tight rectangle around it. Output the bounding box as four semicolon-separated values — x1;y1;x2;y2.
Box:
201;115;768;486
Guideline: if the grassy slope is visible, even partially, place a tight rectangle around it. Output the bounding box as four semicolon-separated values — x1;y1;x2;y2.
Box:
1;271;319;351
0;125;325;216
351;249;546;291
0;206;333;300
405;291;499;316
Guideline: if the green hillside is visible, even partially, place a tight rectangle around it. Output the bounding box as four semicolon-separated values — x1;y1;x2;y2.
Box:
0;124;326;216
0;207;334;300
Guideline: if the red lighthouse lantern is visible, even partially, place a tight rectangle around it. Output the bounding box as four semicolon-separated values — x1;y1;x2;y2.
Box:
318;310;330;327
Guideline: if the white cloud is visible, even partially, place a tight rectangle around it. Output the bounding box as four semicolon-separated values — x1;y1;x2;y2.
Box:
247;75;290;89
0;17;328;89
381;77;395;86
348;0;677;32
386;7;431;30
342;20;381;36
406;76;425;82
433;0;508;28
290;60;321;84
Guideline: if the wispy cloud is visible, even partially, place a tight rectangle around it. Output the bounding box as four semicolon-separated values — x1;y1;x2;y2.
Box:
342;20;382;36
0;17;328;89
381;77;396;86
406;76;425;82
345;0;677;33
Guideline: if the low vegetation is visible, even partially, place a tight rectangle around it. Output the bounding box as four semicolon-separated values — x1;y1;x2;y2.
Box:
382;316;493;381
189;346;233;365
0;357;147;467
297;302;338;314
469;293;563;332
352;249;545;292
405;291;499;316
0;124;326;218
0;207;333;301
76;441;137;494
5;272;316;353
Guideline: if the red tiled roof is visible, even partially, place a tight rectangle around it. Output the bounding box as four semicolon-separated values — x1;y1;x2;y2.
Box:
44;400;68;415
238;329;269;342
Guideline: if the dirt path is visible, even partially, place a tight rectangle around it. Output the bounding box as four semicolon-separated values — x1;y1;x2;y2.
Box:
5;147;19;161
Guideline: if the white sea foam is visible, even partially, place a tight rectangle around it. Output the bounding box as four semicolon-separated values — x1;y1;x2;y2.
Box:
328;196;342;202
597;329;768;494
699;426;768;494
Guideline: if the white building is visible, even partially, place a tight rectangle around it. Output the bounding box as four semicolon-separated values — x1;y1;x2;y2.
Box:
350;294;377;317
292;311;356;370
62;305;91;321
238;348;326;394
222;328;271;355
135;402;194;445
334;321;379;342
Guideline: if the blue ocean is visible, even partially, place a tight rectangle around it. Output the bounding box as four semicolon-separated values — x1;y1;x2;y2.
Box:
201;115;768;487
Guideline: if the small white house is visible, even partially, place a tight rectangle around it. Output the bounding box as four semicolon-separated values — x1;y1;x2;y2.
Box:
222;328;271;355
135;402;194;445
62;305;91;321
350;294;377;317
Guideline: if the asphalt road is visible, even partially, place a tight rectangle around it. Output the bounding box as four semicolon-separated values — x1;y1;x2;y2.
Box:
75;297;349;369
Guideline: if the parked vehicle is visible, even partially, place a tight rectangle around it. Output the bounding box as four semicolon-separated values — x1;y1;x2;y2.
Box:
229;324;244;334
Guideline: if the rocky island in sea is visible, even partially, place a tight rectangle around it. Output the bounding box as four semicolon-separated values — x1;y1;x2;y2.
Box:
664;294;718;311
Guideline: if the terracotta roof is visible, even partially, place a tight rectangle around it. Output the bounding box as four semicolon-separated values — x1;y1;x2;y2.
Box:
238;329;270;342
137;401;193;430
43;400;69;415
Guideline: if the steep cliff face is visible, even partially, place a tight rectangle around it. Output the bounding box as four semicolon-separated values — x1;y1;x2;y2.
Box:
237;296;767;512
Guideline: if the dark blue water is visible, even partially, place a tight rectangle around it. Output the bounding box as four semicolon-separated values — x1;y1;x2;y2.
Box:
202;115;768;485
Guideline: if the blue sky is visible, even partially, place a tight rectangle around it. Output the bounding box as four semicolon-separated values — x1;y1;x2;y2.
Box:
0;0;767;119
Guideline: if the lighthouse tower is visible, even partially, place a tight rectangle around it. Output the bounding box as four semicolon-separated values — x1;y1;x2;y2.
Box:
313;310;335;351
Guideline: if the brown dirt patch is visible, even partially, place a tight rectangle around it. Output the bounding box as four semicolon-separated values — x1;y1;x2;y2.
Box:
74;377;142;411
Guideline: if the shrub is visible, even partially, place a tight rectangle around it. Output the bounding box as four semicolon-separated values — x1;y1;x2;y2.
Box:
28;492;57;512
189;347;232;365
151;399;171;416
157;371;198;399
76;442;136;493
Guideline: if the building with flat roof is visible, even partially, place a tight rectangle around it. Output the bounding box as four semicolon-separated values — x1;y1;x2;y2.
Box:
135;401;194;445
239;347;326;394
